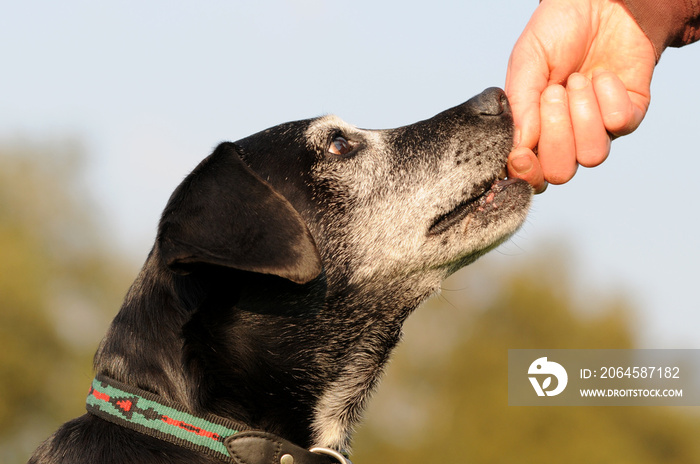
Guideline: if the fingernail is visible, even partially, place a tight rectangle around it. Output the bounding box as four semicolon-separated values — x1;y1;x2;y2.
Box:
542;85;566;103
513;128;521;148
510;153;533;175
567;73;589;91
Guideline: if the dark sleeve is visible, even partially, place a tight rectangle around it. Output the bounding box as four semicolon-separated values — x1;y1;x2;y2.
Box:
622;0;700;60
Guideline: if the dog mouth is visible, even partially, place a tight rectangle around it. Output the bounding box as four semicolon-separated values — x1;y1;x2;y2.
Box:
427;166;522;236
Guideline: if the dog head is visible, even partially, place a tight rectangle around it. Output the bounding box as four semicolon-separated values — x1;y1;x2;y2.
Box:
158;88;531;291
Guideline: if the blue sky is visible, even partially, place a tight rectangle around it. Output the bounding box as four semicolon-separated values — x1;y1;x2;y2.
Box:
3;1;700;347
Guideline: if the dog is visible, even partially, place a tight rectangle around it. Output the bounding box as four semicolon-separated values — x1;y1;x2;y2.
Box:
29;87;532;464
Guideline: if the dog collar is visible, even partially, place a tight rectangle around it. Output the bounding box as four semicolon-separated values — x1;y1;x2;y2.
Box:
86;374;351;464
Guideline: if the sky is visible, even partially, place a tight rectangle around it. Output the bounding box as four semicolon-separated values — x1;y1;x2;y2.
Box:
2;1;700;348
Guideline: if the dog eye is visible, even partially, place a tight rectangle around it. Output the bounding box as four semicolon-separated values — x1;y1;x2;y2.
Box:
328;136;354;157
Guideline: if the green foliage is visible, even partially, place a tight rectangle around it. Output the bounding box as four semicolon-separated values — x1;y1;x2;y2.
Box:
0;139;133;463
352;254;700;463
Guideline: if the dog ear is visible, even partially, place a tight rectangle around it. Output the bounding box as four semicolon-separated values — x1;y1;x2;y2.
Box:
157;142;322;284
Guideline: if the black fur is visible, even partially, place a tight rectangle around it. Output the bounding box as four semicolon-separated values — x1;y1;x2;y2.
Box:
29;88;531;463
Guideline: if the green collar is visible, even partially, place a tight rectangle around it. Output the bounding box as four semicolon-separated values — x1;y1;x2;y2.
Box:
86;375;351;463
87;374;244;461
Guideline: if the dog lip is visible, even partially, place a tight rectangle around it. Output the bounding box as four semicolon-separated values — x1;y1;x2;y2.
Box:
427;177;498;236
427;175;520;236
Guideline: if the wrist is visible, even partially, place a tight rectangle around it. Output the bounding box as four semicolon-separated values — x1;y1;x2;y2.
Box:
621;0;700;60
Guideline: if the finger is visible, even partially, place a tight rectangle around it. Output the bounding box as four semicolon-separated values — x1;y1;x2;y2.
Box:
592;70;644;136
566;73;611;167
505;38;549;150
538;84;577;185
507;146;547;194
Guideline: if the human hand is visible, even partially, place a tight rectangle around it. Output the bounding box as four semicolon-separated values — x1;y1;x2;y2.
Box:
505;0;656;192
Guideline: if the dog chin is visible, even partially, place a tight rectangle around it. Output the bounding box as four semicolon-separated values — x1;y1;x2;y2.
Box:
429;178;532;273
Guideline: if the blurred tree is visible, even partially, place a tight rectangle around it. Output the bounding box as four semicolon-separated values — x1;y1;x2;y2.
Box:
0;139;133;463
352;252;700;464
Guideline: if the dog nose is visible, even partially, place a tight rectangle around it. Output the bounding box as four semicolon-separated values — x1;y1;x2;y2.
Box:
472;87;509;116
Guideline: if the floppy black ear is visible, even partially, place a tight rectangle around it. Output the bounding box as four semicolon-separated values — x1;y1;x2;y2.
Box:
157;142;322;284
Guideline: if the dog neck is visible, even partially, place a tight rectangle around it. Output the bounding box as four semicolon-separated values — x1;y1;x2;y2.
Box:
95;253;439;453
